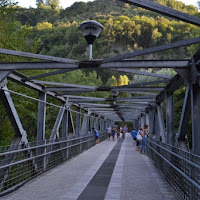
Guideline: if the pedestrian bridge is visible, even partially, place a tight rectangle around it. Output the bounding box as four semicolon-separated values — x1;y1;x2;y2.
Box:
0;0;200;199
1;134;183;200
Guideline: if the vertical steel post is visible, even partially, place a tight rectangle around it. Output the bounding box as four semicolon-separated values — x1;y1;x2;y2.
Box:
91;114;95;129
62;109;68;138
149;108;155;138
154;110;160;140
76;107;81;135
135;119;139;131
191;84;200;155
177;85;191;150
156;103;166;143
145;112;149;126
166;92;174;145
37;92;46;142
140;114;145;128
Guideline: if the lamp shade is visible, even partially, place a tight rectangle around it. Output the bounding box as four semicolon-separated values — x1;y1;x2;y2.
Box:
79;20;103;44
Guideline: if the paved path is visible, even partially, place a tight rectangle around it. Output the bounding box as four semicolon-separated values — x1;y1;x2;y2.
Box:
1;134;180;200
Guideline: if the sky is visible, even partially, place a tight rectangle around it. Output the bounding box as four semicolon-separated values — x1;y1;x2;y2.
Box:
15;0;199;9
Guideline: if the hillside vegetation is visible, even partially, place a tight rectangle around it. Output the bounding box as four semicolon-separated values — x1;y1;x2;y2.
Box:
0;0;199;145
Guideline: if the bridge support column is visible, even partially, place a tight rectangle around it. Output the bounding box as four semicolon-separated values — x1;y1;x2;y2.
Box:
37;92;46;142
91;114;95;129
177;85;190;150
191;84;200;155
149;108;155;138
140;114;145;128
166;92;174;145
62;109;68;138
155;103;166;142
76;107;81;135
50;104;65;140
134;119;139;131
0;85;29;189
145;112;149;126
62;102;73;137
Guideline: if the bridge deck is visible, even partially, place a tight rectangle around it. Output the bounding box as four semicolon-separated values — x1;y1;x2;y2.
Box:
1;134;180;200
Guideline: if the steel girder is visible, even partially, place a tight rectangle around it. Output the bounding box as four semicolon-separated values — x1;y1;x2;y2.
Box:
119;0;200;26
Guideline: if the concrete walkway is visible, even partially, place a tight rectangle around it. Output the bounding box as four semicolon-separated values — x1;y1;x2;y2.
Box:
1;134;180;200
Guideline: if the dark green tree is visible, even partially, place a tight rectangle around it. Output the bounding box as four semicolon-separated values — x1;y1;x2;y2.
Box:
46;0;60;10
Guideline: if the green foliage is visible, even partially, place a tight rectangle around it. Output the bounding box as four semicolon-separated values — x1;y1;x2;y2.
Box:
0;0;200;146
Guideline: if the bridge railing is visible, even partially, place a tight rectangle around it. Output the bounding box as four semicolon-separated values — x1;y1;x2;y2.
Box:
146;138;200;200
0;133;107;196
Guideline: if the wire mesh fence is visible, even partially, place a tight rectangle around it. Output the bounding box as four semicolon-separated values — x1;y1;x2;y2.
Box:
146;139;200;200
0;133;107;196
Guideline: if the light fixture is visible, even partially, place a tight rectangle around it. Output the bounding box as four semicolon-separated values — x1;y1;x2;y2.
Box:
79;20;103;60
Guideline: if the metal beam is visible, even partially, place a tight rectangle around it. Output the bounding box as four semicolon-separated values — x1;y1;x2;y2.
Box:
102;37;200;63
0;86;27;140
149;108;155;138
156;103;166;143
8;71;66;102
37;92;46;141
126;79;169;87
0;48;78;63
101;60;189;68
0;71;11;83
76;107;81;135
156;74;184;103
68;98;106;103
193;47;200;64
26;69;75;81
68;108;75;135
40;82;95;89
109;68;171;79
166;92;174;145
48;86;164;93
191;84;200;155
119;0;200;26
176;85;190;150
46;87;96;92
0;62;79;70
50;105;66;140
65;95;105;101
79;103;112;108
128;91;158;96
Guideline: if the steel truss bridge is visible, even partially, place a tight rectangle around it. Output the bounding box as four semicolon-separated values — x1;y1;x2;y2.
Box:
0;0;200;199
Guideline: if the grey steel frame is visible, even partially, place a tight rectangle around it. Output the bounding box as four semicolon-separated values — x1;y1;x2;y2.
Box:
146;139;200;200
0;133;107;196
0;0;200;198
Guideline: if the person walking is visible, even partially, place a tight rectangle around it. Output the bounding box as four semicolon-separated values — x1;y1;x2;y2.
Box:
116;126;121;141
107;125;111;141
136;127;142;151
122;124;128;141
92;128;99;145
131;129;137;142
141;124;149;154
111;126;116;141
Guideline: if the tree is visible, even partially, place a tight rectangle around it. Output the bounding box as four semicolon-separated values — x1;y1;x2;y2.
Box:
46;0;60;11
0;0;17;7
35;21;53;30
36;0;45;7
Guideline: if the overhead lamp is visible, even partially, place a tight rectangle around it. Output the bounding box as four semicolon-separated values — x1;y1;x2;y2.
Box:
79;20;103;61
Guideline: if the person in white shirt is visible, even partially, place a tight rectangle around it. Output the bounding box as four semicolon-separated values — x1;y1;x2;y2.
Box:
107;125;111;141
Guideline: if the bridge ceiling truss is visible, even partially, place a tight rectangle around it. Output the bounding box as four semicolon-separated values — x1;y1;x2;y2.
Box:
0;0;199;167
